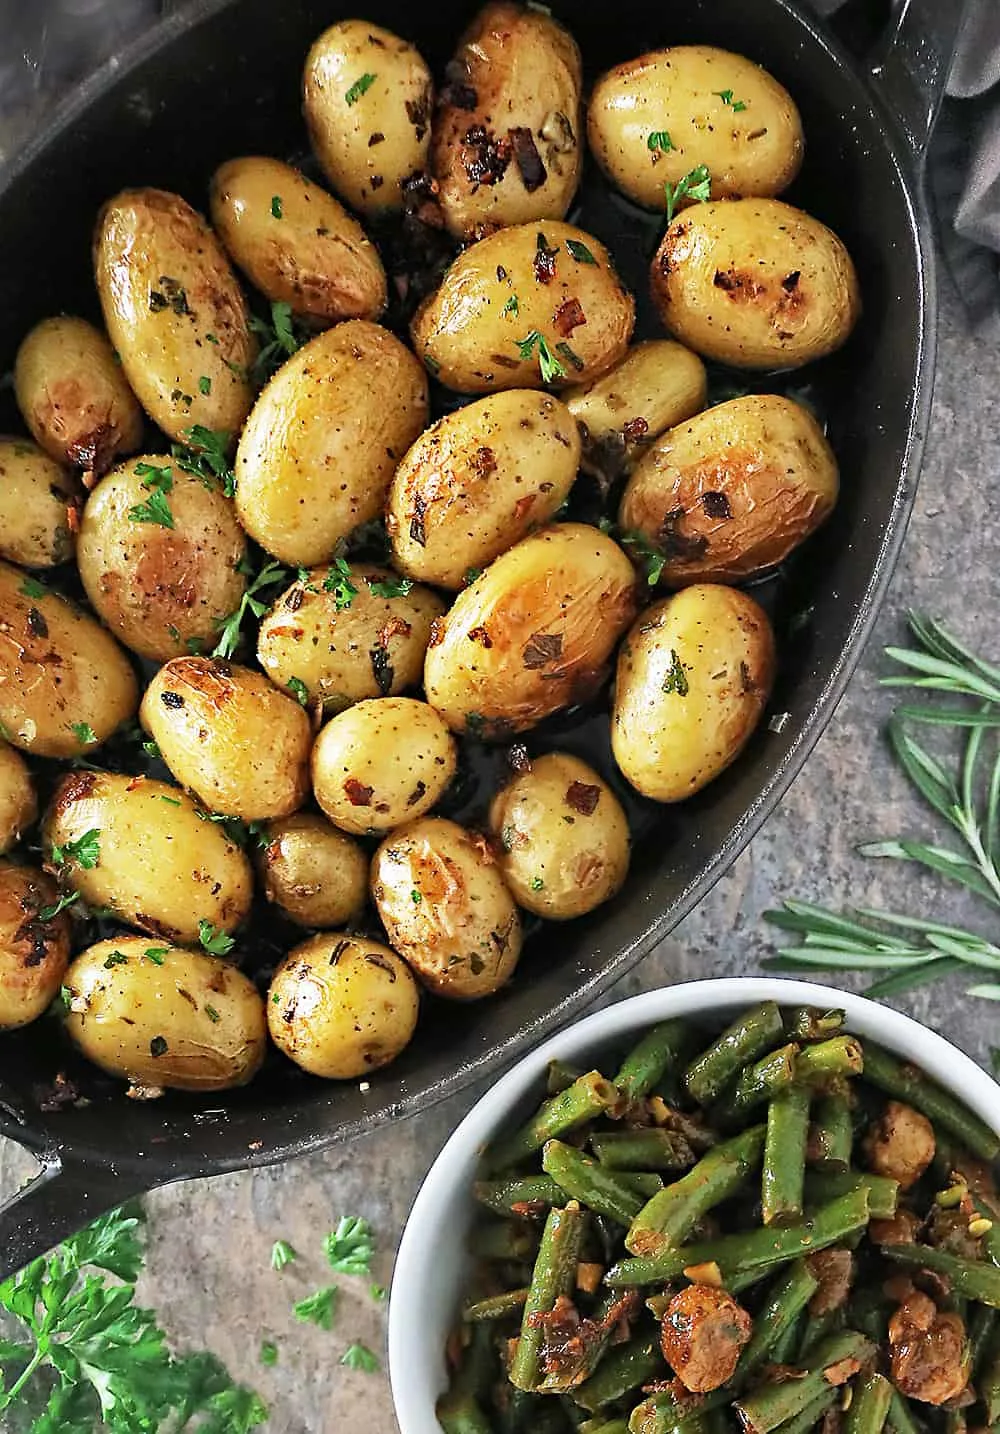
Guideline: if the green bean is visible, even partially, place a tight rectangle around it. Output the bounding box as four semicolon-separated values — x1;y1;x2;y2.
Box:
684;1002;784;1105
970;1303;999;1372
590;1129;694;1172
887;1391;924;1434
785;1007;846;1043
469;1220;540;1262
618;1172;664;1199
625;1125;766;1256
572;1334;663;1413
862;1043;1000;1160
795;1035;864;1086
880;1241;1000;1306
543;1140;645;1227
548;1059;584;1095
973;1193;1000;1266
797;1306;845;1358
844;1371;893;1434
734;1330;872;1434
981;1333;1000;1423
772;1310;806;1363
735;1261;820;1379
509;1203;587;1392
608;1189;870;1287
487;1073;621;1174
475;1175;565;1217
762;1086;810;1225
849;1285;889;1344
437;1392;496;1434
804;1170;899;1220
438;1323;499;1434
614;1018;691;1101
538;1291;634;1394
463;1288;530;1322
775;1388;839;1434
809;1089;854;1172
728;1044;799;1118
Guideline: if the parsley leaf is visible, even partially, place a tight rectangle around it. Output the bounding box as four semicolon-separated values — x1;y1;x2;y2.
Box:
51;828;101;870
287;677;309;707
662;648;690;696
19;575;48;600
344;73;377;106
172;425;236;497
501;293;520;317
515;330;566;383
323;558;358;611
370;1283;387;1301
249;300;308;386
213;558;290;659
271;1239;297;1271
293;1286;339;1330
270;194;283;219
39;890;80;921
69;721;97;746
367;575;413;599
565;239;597;264
145;947;169;966
128;463;175;528
198;919;235;957
324;1217;375;1275
664;164;712;224
530;876;545;891
714;88;748;111
647;130;674;152
620;529;668;586
143;738;162;760
340;1342;380;1372
198;374;212;396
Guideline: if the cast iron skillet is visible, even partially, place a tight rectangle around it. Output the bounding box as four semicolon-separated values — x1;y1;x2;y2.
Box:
0;0;963;1274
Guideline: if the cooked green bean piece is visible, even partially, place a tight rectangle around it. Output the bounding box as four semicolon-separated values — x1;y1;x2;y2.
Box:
487;1073;621;1174
734;1330;872;1434
973;1193;1000;1266
463;1288;530;1322
798;1305;845;1357
438;1323;499;1434
809;1089;854;1172
685;1002;784;1106
772;1310;806;1363
475;1175;565;1217
735;1261;820;1379
971;1304;999;1372
785;1007;846;1042
437;1392;496;1434
497;1389;540;1434
775;1388;839;1434
795;1035;864;1086
849;1285;889;1344
881;1241;1000;1306
844;1370;893;1434
727;1044;799;1118
509;1203;587;1392
571;1334;663;1413
625;1125;766;1256
618;1172;664;1199
543;1141;645;1227
863;1044;1000;1160
537;1290;635;1394
469;1221;540;1262
804;1170;899;1220
763;1085;810;1225
548;1059;584;1096
887;1391;924;1434
591;1129;694;1172
614;1019;691;1102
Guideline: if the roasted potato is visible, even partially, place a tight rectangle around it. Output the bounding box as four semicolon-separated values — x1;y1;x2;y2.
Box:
94;187;257;442
387;390;581;589
0;743;36;854
0;863;71;1029
424;523;637;737
235;321;428;565
612;584;775;802
488;752;629;919
257;813;368;929
411;222;635;394
371;816;521;999
304;20;433;214
63;937;266;1092
77;455;247;662
433;1;582;239
588;46;803;211
0;559;138;758
257;562;445;712
209;156;387;324
651;198;860;369
44;771;253;944
0;438;80;568
618;394;838;585
268;933;419;1078
141;657;312;821
312;697;457;836
13;315;144;476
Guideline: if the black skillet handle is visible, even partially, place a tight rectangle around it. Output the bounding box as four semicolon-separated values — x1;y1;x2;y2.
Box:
868;0;968;162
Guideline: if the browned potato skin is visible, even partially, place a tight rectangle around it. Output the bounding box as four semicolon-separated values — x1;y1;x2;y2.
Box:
0;438;81;568
209;156;387;324
94;188;257;442
0;863;71;1029
619;395;839;585
660;1284;752;1392
865;1100;936;1191
14;316;144;476
77;455;247;662
0;743;36;855
433;2;582;239
257;813;368;929
141;657;312;821
651;198;860;370
888;1291;970;1406
257;563;445;713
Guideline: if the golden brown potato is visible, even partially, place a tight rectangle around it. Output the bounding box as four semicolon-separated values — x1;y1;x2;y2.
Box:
424;523;637;738
588;46;803;211
432;2;582;238
386;390;581;589
303;20;433;214
44;770;252;944
865;1101;936;1191
411;222;635;394
618;395;838;585
257;562;445;712
0;863;71;1029
488;752;629;919
371;816;521;999
235;321;428;566
77;454;247;662
63;937;266;1092
141;657;312;821
612;585;775;802
13;315;144;476
0;438;80;568
660;1285;752;1392
0;559;138;758
0;743;36;855
268;933;419;1079
651;198;860;370
209;156;387;324
888;1291;970;1407
312;698;457;836
94;188;257;442
257;813;368;929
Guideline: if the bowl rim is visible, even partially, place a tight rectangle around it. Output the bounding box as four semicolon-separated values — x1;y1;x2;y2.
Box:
388;976;1000;1433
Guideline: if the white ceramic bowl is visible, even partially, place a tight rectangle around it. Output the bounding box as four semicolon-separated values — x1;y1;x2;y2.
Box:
388;976;1000;1434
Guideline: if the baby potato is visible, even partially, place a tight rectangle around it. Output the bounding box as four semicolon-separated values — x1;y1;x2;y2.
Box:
210;156;387;324
411;221;634;394
0;559;138;758
235;321;428;565
0;743;36;855
141;657;312;821
0;438;80;568
13;315;143;476
94;187;257;442
63;937;266;1092
433;1;582;239
424;523;637;738
619;394;839;585
489;752;629;919
371;816;521;1000
612;584;775;802
312;698;457;836
269;933;418;1079
0;863;71;1029
588;46;803;211
44;770;253;944
651;198;860;370
387;390;581;589
304;20;433;215
77;455;247;662
257;813;368;928
257;562;445;712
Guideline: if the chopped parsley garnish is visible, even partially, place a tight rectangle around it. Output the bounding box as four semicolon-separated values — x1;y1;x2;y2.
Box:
19;575;48;600
324;1217;375;1275
664;164;712;224
128;462;174;528
198;375;212;396
662;648;690;696
340;1343;380;1373
423;352;441;377
145;948;168;965
323;558;358;611
259;1341;278;1366
51;828;101;870
647;131;675;152
530;876;545;891
516;330;566;383
70;721;97;746
142;738;162;760
293;1287;339;1330
344;73;377;106
214;558;290;659
249;300;307;386
204;1004;221;1024
103;950;129;969
198;919;235;957
287;677;309;707
39;890;80;921
555;340;584;372
501;294;520;317
370;1283;387;1301
367;575;413;599
271;1239;297;1271
620;529;668;586
160;795;181;807
172;425;235;496
464;567;484;585
714;88;748;111
565;239;597;264
411;889;422;905
270;194;283;219
150;1035;169;1058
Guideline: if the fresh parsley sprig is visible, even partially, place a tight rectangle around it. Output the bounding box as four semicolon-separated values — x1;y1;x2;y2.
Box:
250;301;308;386
664;164;712;224
198;920;235;957
324;1217;374;1276
172;426;236;498
619;528;668;585
214;558;291;660
128;462;174;529
516;330;566;383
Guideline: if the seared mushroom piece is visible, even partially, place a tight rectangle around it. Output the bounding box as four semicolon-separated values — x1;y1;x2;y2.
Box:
660;1284;752;1393
806;1248;855;1315
888;1289;970;1406
865;1100;936;1190
869;1208;923;1247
